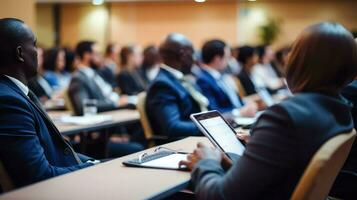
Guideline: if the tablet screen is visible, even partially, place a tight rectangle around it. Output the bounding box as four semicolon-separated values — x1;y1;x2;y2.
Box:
192;111;245;156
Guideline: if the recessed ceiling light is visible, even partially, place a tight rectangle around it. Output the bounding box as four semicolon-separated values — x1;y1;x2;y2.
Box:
195;0;206;3
92;0;104;5
248;0;257;1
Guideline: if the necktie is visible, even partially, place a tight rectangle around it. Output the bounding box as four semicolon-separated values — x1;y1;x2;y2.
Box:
180;76;209;112
217;75;242;108
27;90;83;164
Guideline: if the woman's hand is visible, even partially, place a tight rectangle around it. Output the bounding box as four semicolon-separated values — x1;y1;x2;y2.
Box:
236;129;251;143
179;142;222;171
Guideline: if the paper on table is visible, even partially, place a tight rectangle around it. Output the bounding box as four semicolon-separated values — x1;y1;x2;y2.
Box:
141;153;188;169
59;115;113;125
234;117;256;125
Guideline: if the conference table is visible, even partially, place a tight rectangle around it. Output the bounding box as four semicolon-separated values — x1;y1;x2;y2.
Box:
48;109;141;135
0;137;211;200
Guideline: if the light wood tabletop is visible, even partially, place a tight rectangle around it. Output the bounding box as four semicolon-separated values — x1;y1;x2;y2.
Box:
48;109;140;135
0;137;211;200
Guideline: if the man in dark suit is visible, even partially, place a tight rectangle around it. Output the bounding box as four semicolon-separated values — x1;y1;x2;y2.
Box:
0;18;96;190
68;41;130;116
196;40;257;117
146;33;208;138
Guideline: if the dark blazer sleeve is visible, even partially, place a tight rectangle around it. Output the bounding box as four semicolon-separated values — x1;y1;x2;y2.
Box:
191;105;298;199
0;95;92;186
196;79;232;114
146;82;199;137
68;78;116;115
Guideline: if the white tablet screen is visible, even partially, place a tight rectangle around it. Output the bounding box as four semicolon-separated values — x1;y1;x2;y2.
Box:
199;116;245;156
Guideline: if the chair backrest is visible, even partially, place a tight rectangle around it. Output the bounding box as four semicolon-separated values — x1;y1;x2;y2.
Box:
63;89;75;115
291;129;356;200
0;160;14;192
136;92;154;140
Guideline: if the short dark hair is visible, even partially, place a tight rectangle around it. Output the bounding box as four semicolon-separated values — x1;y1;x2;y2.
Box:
43;47;62;71
142;45;160;69
76;41;94;60
120;45;135;67
286;22;357;94
256;45;267;63
0;18;29;66
201;39;226;64
237;46;256;65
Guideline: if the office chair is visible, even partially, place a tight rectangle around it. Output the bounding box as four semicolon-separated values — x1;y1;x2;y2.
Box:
137;92;169;147
0;160;14;193
291;129;356;200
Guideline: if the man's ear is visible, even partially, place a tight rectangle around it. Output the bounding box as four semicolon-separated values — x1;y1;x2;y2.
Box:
16;46;25;62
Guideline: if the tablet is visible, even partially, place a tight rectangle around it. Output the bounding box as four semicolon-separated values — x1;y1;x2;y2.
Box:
190;110;246;159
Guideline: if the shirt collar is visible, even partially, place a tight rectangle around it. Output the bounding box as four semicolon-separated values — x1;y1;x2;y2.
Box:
203;65;221;80
160;64;184;80
5;75;29;95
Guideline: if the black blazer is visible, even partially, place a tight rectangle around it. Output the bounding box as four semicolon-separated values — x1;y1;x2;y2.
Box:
98;66;117;88
237;69;257;96
116;69;146;95
28;76;52;99
191;92;353;200
68;70;117;116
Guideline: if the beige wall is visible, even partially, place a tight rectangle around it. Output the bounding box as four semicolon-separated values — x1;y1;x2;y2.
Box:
36;4;55;48
109;2;238;48
36;1;357;50
238;1;357;48
60;3;109;51
0;0;36;30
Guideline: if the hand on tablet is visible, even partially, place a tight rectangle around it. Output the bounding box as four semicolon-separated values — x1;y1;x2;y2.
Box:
179;142;221;171
239;102;258;117
236;129;251;143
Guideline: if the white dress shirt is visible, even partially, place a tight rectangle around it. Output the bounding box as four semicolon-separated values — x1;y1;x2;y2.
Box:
5;75;29;95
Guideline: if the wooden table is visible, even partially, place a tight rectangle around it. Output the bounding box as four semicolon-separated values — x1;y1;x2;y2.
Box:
49;109;140;135
0;137;211;200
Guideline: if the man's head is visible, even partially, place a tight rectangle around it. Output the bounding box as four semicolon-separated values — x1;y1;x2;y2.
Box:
238;46;259;72
159;33;194;74
0;18;38;82
76;41;101;67
201;39;230;71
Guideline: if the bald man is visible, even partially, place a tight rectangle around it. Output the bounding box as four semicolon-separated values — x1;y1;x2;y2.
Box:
0;18;95;190
145;33;208;138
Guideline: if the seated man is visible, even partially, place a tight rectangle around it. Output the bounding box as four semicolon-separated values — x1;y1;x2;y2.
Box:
68;41;130;116
0;18;96;189
146;33;209;138
196;40;257;117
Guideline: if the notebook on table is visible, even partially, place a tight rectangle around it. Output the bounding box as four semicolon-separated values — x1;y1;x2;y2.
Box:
123;148;189;171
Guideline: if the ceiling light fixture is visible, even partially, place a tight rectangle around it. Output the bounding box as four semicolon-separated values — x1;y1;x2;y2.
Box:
248;0;257;2
195;0;206;3
92;0;104;5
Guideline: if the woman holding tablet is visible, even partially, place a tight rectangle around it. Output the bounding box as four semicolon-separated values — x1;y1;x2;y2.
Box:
180;22;357;199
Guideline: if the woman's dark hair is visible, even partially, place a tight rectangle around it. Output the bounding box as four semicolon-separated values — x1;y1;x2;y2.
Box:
120;45;135;67
286;22;357;94
142;45;160;69
64;47;76;72
43;47;62;72
237;46;256;65
256;45;267;63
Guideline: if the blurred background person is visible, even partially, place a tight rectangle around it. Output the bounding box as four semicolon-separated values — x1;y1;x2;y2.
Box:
140;45;160;85
252;45;285;93
43;47;71;92
116;45;146;95
272;46;291;77
98;43;120;88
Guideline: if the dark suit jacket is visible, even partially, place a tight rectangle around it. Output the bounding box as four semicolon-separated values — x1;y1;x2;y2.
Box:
98;66;117;88
330;80;357;199
68;70;117;116
28;76;51;99
191;92;353;200
196;69;243;113
146;68;201;137
0;75;92;188
237;69;257;96
116;69;146;95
